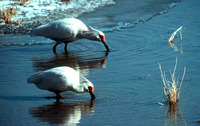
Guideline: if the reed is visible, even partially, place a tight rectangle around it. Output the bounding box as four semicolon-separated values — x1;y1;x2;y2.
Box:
158;58;186;105
0;7;17;24
168;26;185;52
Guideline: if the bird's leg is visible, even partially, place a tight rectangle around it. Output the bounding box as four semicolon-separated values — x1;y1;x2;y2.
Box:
64;43;68;52
55;92;64;99
53;43;58;53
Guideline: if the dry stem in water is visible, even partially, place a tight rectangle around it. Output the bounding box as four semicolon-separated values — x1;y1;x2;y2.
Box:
158;58;186;105
168;26;185;52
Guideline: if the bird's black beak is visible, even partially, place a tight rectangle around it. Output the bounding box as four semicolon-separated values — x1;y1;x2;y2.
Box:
89;92;95;100
102;40;110;52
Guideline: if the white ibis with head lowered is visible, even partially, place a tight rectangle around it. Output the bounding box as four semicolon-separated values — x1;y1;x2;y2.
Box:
30;18;110;53
27;66;95;100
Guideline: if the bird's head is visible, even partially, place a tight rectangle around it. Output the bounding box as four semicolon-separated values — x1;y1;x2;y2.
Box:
88;26;110;51
81;76;95;100
88;86;95;100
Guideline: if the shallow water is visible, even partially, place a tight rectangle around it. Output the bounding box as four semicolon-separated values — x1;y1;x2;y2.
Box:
1;0;200;126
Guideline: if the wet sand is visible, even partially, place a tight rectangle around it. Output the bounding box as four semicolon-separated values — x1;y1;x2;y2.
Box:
0;0;200;125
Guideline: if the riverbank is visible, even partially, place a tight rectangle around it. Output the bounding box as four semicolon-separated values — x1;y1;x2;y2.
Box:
0;0;200;125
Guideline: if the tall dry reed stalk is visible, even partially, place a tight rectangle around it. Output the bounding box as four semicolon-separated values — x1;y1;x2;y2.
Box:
168;26;185;52
158;58;186;105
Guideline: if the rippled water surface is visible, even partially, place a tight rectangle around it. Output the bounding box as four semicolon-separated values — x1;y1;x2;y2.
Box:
1;0;200;126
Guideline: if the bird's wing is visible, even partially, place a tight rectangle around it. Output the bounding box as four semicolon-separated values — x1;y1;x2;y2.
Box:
30;20;78;40
79;76;88;84
31;18;89;41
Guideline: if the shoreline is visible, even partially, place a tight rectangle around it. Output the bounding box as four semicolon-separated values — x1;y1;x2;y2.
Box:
0;0;115;35
0;0;200;125
0;0;176;35
0;0;180;47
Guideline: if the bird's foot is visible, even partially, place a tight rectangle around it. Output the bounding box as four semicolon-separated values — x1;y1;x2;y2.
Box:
56;94;65;99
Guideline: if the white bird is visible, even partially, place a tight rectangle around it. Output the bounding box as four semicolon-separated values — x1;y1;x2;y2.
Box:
27;66;95;99
30;18;110;53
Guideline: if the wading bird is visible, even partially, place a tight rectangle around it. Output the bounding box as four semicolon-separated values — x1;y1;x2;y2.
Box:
30;18;110;53
27;66;95;100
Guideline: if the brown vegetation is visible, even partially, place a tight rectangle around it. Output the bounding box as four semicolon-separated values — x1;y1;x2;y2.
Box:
18;0;30;5
158;58;186;105
0;0;28;25
61;0;71;3
0;7;17;24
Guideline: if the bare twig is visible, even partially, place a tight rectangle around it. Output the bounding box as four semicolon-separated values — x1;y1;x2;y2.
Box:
168;26;183;43
168;26;185;52
177;66;186;98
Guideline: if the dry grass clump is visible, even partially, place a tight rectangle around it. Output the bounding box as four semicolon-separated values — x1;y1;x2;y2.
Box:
0;0;29;25
61;0;71;3
0;7;17;24
158;58;186;105
0;7;23;25
18;0;30;5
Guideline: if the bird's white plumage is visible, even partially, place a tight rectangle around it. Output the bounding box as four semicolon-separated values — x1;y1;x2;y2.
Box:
30;18;109;52
27;66;93;93
30;18;88;42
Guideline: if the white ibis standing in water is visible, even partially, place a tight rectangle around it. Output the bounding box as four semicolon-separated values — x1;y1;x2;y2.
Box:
30;18;110;53
27;66;95;100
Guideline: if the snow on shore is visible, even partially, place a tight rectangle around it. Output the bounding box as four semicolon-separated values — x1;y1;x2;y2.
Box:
0;0;115;34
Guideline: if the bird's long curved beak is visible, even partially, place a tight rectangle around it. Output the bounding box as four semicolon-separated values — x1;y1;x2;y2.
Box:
89;91;95;100
102;40;110;52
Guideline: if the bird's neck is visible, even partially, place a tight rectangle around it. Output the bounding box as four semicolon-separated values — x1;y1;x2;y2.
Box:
78;31;95;40
74;84;85;93
74;76;90;93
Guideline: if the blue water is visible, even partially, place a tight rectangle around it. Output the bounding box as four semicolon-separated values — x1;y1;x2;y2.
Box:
0;0;200;126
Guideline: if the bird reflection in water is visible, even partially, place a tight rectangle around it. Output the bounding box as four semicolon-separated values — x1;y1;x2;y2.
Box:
32;51;108;76
29;100;95;125
164;103;187;126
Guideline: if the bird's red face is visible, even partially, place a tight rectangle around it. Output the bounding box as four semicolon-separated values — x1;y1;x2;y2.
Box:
99;35;105;42
99;35;110;51
88;86;95;100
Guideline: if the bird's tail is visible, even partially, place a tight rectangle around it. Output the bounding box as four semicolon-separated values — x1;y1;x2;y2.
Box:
27;71;43;83
27;75;36;83
30;24;49;37
30;29;38;37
